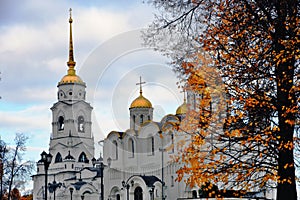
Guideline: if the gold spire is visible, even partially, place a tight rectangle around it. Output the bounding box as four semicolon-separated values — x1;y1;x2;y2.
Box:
130;76;152;109
58;9;85;86
67;8;76;75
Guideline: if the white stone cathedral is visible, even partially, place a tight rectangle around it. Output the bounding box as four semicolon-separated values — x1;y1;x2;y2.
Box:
32;10;276;200
32;10;194;200
102;79;190;200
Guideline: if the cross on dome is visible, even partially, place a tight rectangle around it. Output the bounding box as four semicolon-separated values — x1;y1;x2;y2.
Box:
136;76;146;95
180;88;187;102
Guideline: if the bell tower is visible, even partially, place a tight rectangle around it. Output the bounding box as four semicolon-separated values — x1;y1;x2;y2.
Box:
49;8;94;168
33;10;98;200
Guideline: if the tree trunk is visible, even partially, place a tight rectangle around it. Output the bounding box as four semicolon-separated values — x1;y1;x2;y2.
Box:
276;54;297;200
7;147;18;200
277;149;297;200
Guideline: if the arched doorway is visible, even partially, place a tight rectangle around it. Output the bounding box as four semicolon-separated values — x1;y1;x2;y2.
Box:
134;187;143;200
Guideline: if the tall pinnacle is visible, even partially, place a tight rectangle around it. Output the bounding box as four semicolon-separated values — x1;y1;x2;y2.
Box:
58;9;85;86
67;8;76;75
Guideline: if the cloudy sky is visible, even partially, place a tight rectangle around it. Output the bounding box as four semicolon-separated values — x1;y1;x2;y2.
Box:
0;0;183;166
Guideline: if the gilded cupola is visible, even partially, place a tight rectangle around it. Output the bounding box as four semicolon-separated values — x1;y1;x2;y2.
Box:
130;95;152;109
176;98;187;115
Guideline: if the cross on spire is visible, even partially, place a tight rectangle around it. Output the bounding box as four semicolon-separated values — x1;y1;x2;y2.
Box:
69;8;72;18
67;8;76;74
136;76;146;95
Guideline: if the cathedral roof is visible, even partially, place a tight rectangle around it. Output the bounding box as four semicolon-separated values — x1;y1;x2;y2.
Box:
58;8;85;86
71;180;87;190
140;175;161;187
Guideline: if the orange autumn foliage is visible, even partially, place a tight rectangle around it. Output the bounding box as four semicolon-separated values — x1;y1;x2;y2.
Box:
146;0;300;199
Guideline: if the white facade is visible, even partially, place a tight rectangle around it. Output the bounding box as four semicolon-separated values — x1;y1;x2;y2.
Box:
103;114;191;200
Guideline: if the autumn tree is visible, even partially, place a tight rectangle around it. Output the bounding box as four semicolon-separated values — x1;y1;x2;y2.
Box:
10;188;20;200
144;0;300;199
0;134;34;200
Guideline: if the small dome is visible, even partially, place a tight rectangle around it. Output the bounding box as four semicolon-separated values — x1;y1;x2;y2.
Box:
130;94;152;109
64;150;75;160
176;101;187;115
59;74;85;85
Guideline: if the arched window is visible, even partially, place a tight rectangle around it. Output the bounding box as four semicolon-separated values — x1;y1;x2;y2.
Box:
78;152;88;163
78;116;85;132
192;190;197;198
58;116;64;131
148;136;154;155
134;187;143;200
140;114;143;124
171;134;174;153
112;140;118;160
148;115;151;121
55;153;62;163
128;138;134;158
152;137;155;155
133;115;136;124
116;194;120;200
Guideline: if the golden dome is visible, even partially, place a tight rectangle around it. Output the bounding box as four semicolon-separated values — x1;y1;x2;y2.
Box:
59;74;85;85
176;101;187;115
130;94;152;109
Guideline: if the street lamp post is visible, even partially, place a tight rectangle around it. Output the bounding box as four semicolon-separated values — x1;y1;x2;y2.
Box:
92;158;106;200
158;131;166;200
48;175;62;200
40;151;53;200
69;188;74;200
100;162;104;200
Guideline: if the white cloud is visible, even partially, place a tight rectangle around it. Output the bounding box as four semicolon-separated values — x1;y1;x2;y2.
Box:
0;2;156;105
76;8;131;42
0;104;51;131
